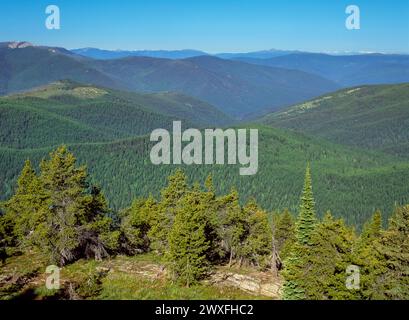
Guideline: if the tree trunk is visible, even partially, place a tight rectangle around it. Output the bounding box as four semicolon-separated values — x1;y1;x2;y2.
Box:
271;235;282;277
228;250;233;268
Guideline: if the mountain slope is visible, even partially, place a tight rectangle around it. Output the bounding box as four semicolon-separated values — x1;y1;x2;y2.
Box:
259;83;409;157
90;55;339;117
235;53;409;87
0;43;120;95
0;81;232;148
125;91;233;127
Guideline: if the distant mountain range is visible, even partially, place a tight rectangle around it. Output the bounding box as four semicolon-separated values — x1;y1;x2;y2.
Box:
72;48;209;60
234;53;409;87
72;46;409;89
72;48;303;60
1;41;408;119
72;47;405;60
0;42;339;118
72;48;304;60
88;55;339;117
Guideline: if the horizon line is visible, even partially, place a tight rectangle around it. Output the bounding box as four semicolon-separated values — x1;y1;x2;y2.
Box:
2;40;409;56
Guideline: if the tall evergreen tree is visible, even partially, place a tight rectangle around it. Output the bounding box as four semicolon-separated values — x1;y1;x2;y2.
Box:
282;164;317;300
149;169;188;254
296;164;317;245
166;188;209;286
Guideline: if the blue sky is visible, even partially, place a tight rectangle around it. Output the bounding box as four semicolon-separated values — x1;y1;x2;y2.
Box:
1;0;408;53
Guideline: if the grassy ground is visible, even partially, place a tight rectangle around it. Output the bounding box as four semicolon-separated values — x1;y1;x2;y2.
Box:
0;252;275;300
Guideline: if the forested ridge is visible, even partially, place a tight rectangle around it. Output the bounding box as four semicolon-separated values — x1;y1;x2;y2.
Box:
1;146;408;299
0;80;231;149
260;83;409;157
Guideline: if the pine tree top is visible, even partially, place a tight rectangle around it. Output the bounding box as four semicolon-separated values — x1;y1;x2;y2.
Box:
296;164;317;246
16;160;37;195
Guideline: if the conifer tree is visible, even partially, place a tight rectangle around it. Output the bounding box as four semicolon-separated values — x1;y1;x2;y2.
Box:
18;146;118;265
149;169;188;254
376;205;409;299
4;160;46;246
360;210;382;242
351;210;386;299
301;212;356;300
120;196;156;253
38;146;90;264
282;164;317;300
242;199;272;268
201;175;222;262
296;164;317;245
160;169;188;205
166;188;209;286
217;188;247;266
282;244;306;300
85;185;121;253
273;209;296;260
0;202;12;263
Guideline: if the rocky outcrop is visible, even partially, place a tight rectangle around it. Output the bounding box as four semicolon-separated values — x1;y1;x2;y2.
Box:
207;271;282;299
107;260;166;280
